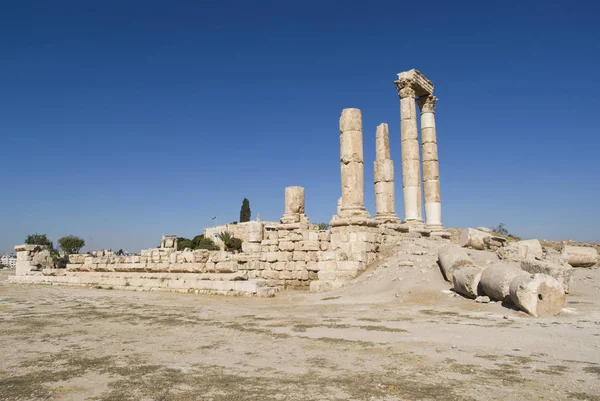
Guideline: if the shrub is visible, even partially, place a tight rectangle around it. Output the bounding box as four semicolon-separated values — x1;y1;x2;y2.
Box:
195;237;220;251
25;233;53;249
225;237;242;252
317;223;330;230
217;231;234;243
58;235;85;254
177;238;193;250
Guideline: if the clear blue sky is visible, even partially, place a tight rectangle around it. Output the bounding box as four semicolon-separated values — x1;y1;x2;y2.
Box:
2;1;599;254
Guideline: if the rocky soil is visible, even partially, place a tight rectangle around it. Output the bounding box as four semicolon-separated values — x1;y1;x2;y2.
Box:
1;248;599;401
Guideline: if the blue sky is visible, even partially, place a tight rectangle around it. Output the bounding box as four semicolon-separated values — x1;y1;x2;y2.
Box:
1;1;599;254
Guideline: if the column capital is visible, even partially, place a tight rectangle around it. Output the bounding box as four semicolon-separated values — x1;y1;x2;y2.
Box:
394;78;416;99
417;95;438;114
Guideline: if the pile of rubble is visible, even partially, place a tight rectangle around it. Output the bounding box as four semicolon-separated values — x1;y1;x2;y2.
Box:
439;228;598;317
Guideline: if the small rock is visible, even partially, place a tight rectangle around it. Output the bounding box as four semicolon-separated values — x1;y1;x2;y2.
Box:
475;296;491;303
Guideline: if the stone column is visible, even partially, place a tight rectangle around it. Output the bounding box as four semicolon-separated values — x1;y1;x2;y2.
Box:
331;108;371;225
373;123;400;224
396;78;423;224
281;186;308;224
417;95;442;228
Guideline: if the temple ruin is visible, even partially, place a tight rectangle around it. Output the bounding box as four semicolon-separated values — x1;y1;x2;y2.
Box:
9;69;452;296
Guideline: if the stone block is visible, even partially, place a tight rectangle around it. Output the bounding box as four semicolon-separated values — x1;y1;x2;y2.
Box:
320;242;330;251
273;262;287;271
293;251;307;261
479;264;526;302
438;244;474;282
278;241;295;252
298;241;320;251
561;245;598;267
509;273;565;317
215;262;238;273
521;259;574;293
497;240;543;262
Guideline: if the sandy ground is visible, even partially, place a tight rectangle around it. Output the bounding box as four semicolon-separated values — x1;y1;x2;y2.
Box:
1;261;599;401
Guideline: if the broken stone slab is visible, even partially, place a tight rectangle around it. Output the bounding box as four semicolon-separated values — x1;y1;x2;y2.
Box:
509;273;565;317
32;250;55;270
459;228;506;251
479;264;527;303
437;244;474;282
561;245;598;267
521;259;574;294
474;295;491;303
497;239;543;262
452;265;483;299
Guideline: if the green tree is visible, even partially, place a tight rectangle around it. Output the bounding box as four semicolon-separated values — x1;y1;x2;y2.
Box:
195;237;220;251
317;223;330;230
191;234;205;249
240;198;251;222
58;235;85;254
25;233;53;250
177;237;193;250
225;237;242;252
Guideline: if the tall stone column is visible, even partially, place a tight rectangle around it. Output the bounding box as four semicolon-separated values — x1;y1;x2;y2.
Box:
331;108;372;226
396;78;423;224
417;95;442;228
374;123;400;224
281;186;308;224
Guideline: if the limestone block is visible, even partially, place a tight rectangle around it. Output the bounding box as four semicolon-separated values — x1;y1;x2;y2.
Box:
479;265;527;302
281;270;293;280
215;262;238;273
452;266;483;299
438;244;474;282
285;186;305;214
374;159;395;182
293;251;307;261
267;230;279;241
561;245;598;267
205;262;216;272
298;241;320;251
375;123;391;161
68;254;87;264
246;222;264;243
307;252;319;262
242;242;262;253
276;252;292;262
521;259;574;293
263;270;279;280
497;240;543;262
318;231;331;242
278;241;295;252
273;262;287;271
265;252;278;263
307;231;319;241
340;107;362;133
289;232;303;242
318;271;357;281
460;228;505;251
261;239;278;246
32;250;55;269
306;262;319;272
320;242;330;251
509;273;565;317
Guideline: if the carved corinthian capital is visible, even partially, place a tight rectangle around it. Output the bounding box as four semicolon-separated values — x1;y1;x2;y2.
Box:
395;78;416;99
417;95;438;114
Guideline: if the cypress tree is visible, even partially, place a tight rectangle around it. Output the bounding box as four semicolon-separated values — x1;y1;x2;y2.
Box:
240;198;251;222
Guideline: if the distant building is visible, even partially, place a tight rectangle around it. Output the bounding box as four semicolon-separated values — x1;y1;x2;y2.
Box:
1;254;16;268
204;221;278;244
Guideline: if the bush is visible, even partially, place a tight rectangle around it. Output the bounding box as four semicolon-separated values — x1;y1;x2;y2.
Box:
317;223;330;230
25;233;53;249
491;223;521;240
53;255;70;269
58;235;85;254
225;237;242;252
177;238;193;250
195;237;220;251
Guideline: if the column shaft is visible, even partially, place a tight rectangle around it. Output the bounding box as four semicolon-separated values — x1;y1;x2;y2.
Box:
398;82;423;223
418;96;442;228
374;123;400;223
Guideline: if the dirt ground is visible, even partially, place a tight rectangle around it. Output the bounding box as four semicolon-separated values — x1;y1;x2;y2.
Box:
1;262;599;401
